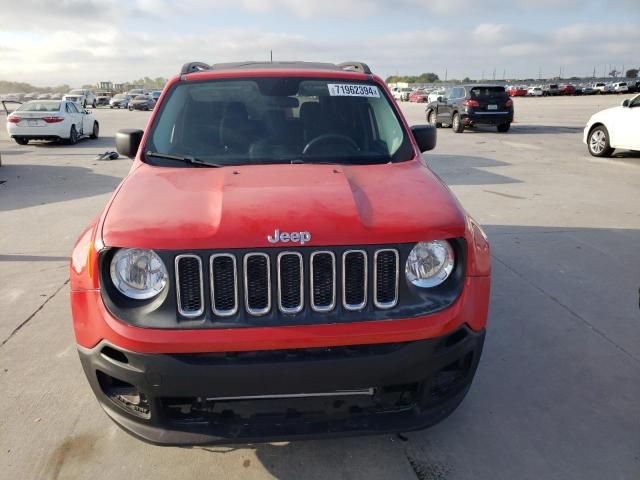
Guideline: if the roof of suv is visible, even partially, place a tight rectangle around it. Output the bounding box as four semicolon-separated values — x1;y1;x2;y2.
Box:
179;60;373;77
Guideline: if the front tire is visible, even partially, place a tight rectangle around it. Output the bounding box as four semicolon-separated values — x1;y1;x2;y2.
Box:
90;121;99;139
83;100;87;108
68;125;78;145
588;125;614;157
14;137;29;145
428;110;442;128
92;100;96;108
497;122;511;133
452;113;464;133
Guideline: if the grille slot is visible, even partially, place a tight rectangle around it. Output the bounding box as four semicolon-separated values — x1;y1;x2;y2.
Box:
210;254;238;317
374;249;399;309
310;251;336;312
244;253;271;316
342;250;367;311
277;252;304;314
175;255;204;317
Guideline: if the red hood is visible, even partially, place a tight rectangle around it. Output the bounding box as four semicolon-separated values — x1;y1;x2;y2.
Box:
101;161;466;250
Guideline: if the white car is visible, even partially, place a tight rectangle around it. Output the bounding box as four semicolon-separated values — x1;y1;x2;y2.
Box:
527;86;543;96
4;99;99;145
584;94;640;157
611;82;629;94
62;89;97;108
593;82;610;94
427;89;445;103
391;87;412;102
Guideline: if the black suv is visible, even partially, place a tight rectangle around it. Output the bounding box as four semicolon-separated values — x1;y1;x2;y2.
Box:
426;84;513;133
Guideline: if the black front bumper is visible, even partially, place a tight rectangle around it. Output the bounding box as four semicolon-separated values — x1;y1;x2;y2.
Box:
78;326;485;445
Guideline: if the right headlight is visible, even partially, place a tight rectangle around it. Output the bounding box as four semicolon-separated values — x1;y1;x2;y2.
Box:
405;240;455;288
110;248;168;300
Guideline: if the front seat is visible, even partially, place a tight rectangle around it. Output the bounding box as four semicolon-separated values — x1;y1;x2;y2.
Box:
219;102;252;153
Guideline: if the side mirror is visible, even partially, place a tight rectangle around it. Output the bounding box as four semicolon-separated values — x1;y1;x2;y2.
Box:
622;99;630;107
437;96;443;102
116;129;144;158
411;125;437;152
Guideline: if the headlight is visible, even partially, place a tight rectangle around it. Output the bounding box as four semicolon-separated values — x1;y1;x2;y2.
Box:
110;248;168;299
405;240;455;288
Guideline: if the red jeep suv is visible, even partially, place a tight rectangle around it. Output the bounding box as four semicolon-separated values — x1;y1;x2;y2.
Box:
70;61;491;445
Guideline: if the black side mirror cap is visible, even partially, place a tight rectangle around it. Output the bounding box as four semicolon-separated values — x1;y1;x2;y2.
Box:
622;99;630;107
116;129;144;158
411;124;437;152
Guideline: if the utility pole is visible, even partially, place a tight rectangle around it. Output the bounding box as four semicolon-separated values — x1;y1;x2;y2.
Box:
270;50;273;63
492;67;496;81
481;70;484;81
445;68;447;82
538;66;541;81
503;69;506;81
559;66;562;79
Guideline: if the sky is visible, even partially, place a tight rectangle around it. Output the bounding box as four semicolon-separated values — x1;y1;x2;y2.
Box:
0;0;638;87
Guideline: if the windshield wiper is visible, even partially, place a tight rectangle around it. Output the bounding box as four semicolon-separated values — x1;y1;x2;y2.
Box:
146;151;223;168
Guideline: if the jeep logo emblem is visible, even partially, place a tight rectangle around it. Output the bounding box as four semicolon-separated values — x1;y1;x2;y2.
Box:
267;229;311;245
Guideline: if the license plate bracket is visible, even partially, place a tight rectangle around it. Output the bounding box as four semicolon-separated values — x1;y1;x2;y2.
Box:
488;104;498;110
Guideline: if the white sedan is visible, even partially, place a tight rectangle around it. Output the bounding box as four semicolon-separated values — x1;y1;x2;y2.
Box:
584;94;640;157
5;99;99;145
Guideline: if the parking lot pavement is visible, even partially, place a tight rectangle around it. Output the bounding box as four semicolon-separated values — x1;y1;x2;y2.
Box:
1;96;639;480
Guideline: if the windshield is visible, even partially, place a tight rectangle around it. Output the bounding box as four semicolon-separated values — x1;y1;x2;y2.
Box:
146;77;413;167
114;94;126;99
18;101;61;112
134;95;147;100
69;90;83;95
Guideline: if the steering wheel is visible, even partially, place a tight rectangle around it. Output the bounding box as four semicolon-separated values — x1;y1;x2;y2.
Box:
302;134;359;156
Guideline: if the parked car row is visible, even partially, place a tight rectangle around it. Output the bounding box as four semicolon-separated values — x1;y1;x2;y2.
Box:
1;88;163;109
505;81;639;96
387;80;640;103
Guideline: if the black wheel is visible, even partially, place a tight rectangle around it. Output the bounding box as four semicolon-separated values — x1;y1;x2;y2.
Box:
90;121;99;139
83;100;87;108
68;125;78;145
452;113;464;133
497;122;511;133
428;110;441;128
92;100;96;108
110;105;113;109
587;125;614;157
15;137;29;145
129;106;133;111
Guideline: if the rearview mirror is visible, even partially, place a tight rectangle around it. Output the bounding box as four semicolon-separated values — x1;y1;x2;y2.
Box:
622;99;630;107
411;125;437;152
116;129;144;159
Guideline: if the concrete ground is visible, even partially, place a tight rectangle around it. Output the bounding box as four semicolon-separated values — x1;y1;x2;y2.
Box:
0;94;638;480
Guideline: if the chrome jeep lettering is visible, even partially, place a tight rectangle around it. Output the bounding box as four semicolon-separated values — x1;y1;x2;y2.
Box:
267;229;311;245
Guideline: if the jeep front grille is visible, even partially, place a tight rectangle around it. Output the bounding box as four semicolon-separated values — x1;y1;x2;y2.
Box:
174;247;400;319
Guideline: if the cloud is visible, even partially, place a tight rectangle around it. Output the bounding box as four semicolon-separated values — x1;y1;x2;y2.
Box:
0;0;638;85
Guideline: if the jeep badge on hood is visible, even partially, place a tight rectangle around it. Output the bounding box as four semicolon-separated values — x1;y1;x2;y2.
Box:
267;229;312;245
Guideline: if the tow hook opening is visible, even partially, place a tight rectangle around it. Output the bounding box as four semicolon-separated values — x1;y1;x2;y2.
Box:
97;370;150;419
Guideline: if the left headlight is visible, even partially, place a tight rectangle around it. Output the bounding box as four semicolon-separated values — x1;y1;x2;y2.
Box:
110;248;168;299
405;240;455;288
